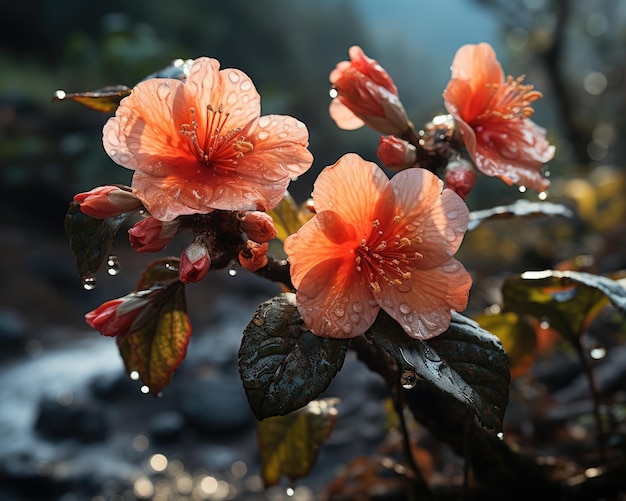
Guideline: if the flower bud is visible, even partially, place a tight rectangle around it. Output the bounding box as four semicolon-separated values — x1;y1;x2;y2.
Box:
85;291;151;339
129;217;179;253
445;158;477;200
74;185;142;218
240;211;278;243
377;136;417;171
238;240;269;272
179;239;211;284
329;46;412;136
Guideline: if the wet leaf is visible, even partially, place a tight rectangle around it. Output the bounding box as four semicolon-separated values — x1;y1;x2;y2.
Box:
238;293;349;420
502;269;626;343
118;280;190;396
365;311;509;430
65;201;130;281
136;257;181;289
258;398;339;486
52;85;131;113
467;200;575;231
267;191;306;241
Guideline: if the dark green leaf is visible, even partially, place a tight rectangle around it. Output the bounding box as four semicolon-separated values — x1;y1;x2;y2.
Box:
238;293;349;420
64;201;130;282
52;85;131;113
119;281;191;396
365;311;509;430
258;398;339;486
468;200;575;231
502;269;626;343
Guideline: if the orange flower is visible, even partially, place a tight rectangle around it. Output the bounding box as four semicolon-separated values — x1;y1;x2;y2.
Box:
329;46;411;136
284;153;472;339
443;43;555;191
103;57;314;221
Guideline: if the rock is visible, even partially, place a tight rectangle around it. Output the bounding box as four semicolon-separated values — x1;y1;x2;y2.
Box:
34;397;109;442
177;376;255;435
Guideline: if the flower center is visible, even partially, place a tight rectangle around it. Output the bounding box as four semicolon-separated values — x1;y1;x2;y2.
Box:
180;104;254;171
475;75;543;125
354;216;423;294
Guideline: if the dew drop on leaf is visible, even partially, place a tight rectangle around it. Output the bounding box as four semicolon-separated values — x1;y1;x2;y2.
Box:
130;371;140;381
518;185;527;193
81;275;97;290
107;254;121;276
589;346;606;360
400;368;418;389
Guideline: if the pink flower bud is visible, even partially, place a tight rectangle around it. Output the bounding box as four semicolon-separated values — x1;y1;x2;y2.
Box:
445;159;477;200
85;292;150;339
377;136;418;171
179;239;211;284
241;211;278;243
128;217;179;253
74;185;142;218
238;240;269;272
329;46;411;136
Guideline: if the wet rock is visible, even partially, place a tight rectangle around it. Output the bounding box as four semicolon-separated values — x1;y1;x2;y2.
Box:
148;410;186;442
34;397;109;442
178;375;255;435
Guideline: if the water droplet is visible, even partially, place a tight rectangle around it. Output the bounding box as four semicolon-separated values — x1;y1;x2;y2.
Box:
589;346;606;360
81;275;97;290
497;431;505;440
538;191;548;200
329;88;338;99
539;319;550;329
130;371;140;380
352;301;363;313
400;369;417;389
107;254;121;276
518;185;527;193
228;268;237;277
446;210;459;220
165;262;178;271
286;485;295;497
140;385;150;394
334;307;345;318
398;303;411;314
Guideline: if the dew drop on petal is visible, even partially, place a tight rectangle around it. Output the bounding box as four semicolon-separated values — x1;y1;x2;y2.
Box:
400;368;418;389
446;210;459;220
82;275;97;290
398;303;411;315
352;301;363;313
342;323;353;334
228;70;240;83
334;306;345;318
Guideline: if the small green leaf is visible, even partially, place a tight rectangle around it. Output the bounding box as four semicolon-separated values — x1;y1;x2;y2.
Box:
365;311;509;430
267;191;306;241
468;200;575;231
238;293;349;420
119;281;191;395
64;201;130;281
502;269;626;343
258;398;339;486
52;85;131;113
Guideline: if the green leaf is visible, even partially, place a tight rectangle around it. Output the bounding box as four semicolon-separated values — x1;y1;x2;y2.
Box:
119;280;191;396
52;85;131;113
502;269;626;343
136;257;181;289
238;293;349;420
64;201;130;282
258;398;339;486
365;311;509;430
468;200;575;231
267;191;306;242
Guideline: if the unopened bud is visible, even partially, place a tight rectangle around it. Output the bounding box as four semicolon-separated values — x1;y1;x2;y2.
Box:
74;185;142;218
445;159;477;200
377;136;417;171
129;217;179;253
238;240;269;272
179;239;211;284
240;211;277;243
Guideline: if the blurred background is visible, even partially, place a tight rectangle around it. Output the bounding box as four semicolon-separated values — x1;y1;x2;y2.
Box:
1;0;626;499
